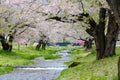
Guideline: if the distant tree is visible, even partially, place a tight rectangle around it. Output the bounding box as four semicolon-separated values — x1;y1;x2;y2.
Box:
80;37;94;50
36;35;48;50
36;40;43;50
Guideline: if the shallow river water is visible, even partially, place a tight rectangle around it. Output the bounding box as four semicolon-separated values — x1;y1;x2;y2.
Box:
0;50;72;80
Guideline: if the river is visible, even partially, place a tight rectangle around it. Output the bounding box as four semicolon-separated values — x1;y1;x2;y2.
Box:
0;50;72;80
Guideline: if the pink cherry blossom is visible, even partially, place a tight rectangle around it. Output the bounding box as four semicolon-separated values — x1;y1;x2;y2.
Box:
76;40;85;46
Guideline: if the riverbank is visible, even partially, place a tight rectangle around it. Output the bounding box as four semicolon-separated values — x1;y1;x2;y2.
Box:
56;47;120;80
0;44;59;74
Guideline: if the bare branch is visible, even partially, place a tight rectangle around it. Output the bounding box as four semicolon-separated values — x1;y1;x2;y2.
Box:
15;24;31;36
46;16;77;23
56;6;62;15
80;0;85;12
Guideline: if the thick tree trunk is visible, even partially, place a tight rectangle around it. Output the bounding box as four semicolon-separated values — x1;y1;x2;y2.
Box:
95;9;119;60
104;14;119;57
95;29;106;60
84;8;119;60
106;0;120;27
95;8;106;60
95;8;119;59
106;1;120;79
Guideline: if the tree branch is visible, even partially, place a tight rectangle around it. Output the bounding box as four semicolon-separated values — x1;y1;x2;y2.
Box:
80;0;85;12
46;16;77;23
15;24;30;36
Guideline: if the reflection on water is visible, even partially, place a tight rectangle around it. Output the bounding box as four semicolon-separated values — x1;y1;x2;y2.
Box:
16;67;66;70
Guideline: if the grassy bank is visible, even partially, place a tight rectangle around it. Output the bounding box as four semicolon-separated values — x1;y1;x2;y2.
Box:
56;47;120;80
0;44;59;74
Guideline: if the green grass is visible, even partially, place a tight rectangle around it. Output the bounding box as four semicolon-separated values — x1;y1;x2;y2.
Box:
0;44;59;74
0;66;13;74
56;47;120;80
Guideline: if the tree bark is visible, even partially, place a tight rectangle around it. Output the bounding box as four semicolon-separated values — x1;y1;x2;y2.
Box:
93;8;106;60
106;1;120;79
79;6;120;60
104;14;119;57
84;8;118;60
106;0;120;27
91;8;118;60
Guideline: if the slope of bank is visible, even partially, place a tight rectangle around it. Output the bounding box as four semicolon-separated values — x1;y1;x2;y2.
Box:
56;47;120;80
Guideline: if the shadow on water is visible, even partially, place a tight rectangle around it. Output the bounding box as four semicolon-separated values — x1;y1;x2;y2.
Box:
0;50;72;80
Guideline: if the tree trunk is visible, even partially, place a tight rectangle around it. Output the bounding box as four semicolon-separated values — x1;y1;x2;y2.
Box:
36;40;43;50
84;38;93;50
42;40;47;50
0;34;13;51
106;1;120;79
104;14;119;57
94;8;119;60
84;8;119;60
118;57;120;80
95;29;106;60
1;40;8;50
94;8;106;60
106;0;120;27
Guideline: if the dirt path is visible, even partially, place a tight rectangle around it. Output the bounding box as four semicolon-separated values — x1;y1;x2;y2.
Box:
0;50;71;80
